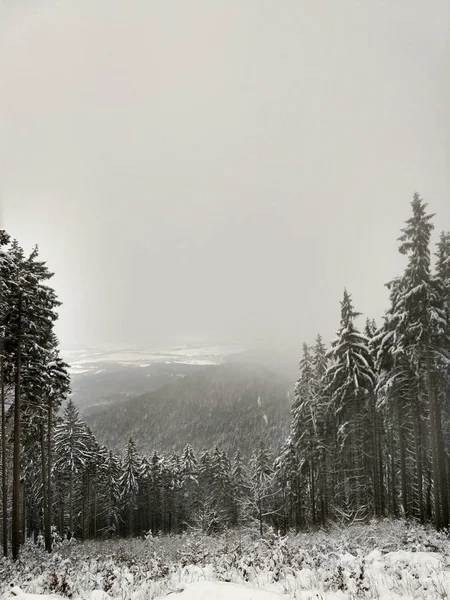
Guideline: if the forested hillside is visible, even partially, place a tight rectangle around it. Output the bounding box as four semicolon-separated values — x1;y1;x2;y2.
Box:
1;194;450;561
71;361;206;412
84;363;291;456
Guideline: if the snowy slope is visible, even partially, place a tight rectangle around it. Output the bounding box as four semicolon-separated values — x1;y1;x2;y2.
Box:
3;522;450;600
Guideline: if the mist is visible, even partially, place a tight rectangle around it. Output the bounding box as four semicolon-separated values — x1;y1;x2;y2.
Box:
1;0;449;352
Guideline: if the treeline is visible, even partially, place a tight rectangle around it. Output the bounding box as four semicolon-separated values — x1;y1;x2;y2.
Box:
36;401;276;540
1;193;449;561
0;233;70;559
279;194;450;531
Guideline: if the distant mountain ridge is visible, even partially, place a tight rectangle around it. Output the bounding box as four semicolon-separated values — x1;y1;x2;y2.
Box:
83;362;292;457
71;361;207;412
66;342;246;411
63;342;245;374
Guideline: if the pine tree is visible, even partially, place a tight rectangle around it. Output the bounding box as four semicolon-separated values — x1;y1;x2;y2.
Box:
291;344;319;524
230;450;249;526
364;319;385;517
211;447;233;528
0;230;11;556
54;400;92;537
7;240;25;560
250;443;274;535
100;450;121;536
80;427;101;539
375;277;413;518
149;450;163;534
181;444;198;528
274;438;299;531
311;334;330;523
435;232;450;485
120;437;140;536
396;194;449;528
136;455;151;535
44;348;70;550
163;453;182;534
325;290;376;522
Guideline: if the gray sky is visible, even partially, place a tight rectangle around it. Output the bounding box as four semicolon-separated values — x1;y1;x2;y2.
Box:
1;0;449;352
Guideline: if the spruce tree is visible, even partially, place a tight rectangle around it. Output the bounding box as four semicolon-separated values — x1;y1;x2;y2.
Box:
325;290;376;522
101;450;121;535
181;444;198;528
54;400;92;537
149;450;162;534
291;343;319;524
435;232;450;478
250;443;274;535
396;194;449;528
0;230;11;556
311;334;330;523
274;438;299;531
120;437;140;536
230;450;249;526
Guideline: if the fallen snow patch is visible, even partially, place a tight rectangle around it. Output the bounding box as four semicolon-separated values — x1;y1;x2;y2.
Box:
7;588;63;600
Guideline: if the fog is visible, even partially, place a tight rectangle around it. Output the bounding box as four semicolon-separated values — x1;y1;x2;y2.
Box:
1;0;449;353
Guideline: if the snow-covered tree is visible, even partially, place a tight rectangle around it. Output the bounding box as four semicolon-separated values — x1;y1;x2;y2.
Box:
291;343;320;524
396;194;448;528
435;231;450;483
325;290;376;522
100;449;121;535
0;230;11;556
230;450;250;526
54;400;92;537
250;444;274;535
274;437;300;531
181;444;198;528
120;437;140;536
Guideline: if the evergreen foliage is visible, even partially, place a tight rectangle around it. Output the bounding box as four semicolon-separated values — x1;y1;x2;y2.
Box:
1;193;450;560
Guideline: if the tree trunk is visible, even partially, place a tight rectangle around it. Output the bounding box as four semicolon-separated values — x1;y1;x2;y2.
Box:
390;429;397;517
319;462;326;525
434;384;449;527
426;470;433;521
427;355;442;529
93;472;97;538
59;491;65;538
147;480;152;534
258;494;263;536
45;401;53;552
371;395;381;516
412;393;424;523
1;338;7;557
12;293;22;561
81;473;86;539
85;472;90;539
69;470;73;538
129;501;134;537
295;476;302;530
377;413;385;516
39;413;49;551
395;394;408;517
21;480;25;544
310;453;316;525
107;487;112;535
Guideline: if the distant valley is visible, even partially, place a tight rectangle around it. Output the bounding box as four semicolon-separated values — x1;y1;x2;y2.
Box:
64;344;297;456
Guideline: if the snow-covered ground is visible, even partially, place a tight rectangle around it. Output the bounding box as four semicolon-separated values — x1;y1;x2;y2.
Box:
2;521;450;600
63;343;245;374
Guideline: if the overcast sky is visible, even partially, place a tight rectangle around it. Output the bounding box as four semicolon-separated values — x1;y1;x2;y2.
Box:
1;0;449;352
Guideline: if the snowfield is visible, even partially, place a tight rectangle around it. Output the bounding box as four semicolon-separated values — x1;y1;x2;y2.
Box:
63;343;245;374
2;521;450;600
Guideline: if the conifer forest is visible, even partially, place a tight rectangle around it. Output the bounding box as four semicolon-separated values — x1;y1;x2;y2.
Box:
1;193;450;564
